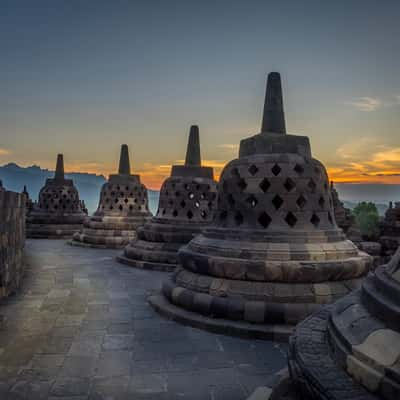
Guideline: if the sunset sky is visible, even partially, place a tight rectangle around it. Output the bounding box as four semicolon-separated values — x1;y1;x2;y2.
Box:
1;0;399;189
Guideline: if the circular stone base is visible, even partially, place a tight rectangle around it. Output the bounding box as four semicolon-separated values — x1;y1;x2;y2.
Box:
148;293;294;341
68;239;126;250
286;307;376;400
116;256;177;272
27;224;83;239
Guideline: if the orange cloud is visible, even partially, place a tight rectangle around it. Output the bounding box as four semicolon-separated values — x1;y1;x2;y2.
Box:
327;140;400;184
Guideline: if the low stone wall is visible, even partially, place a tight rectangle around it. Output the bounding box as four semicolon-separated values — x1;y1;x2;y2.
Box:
0;188;26;298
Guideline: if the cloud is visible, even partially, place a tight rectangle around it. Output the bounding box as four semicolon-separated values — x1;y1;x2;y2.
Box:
343;94;400;112
0;148;11;156
217;143;239;151
343;97;382;112
328;138;400;184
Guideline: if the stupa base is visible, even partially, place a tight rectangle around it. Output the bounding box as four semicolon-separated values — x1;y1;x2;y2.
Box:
116;255;177;272
70;231;135;249
26;224;83;239
116;238;183;271
149;293;294;341
264;306;376;400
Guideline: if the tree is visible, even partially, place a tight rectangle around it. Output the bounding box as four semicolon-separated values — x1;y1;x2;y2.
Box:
352;202;380;240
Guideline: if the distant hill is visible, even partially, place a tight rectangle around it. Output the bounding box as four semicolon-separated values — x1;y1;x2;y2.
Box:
1;163;398;217
0;163;160;215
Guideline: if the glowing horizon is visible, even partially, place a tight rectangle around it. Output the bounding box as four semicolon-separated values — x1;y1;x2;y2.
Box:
1;2;399;191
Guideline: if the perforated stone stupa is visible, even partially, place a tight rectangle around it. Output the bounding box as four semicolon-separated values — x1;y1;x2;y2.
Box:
267;246;400;400
71;145;151;248
117;125;218;271
27;154;87;238
151;72;372;339
380;201;400;258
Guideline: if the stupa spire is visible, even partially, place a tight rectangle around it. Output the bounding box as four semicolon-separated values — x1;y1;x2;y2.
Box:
184;125;201;167
118;144;131;175
54;154;65;181
261;72;286;134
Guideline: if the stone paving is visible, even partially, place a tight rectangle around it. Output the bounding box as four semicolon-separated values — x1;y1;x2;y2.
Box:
0;240;287;399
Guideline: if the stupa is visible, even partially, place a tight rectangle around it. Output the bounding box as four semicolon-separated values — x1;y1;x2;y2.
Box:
150;72;372;339
267;246;400;400
331;181;354;236
71;145;151;248
380;201;400;258
21;185;34;214
26;154;87;238
117;125;218;271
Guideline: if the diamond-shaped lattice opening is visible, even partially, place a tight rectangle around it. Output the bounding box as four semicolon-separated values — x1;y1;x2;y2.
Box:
188;192;195;199
246;195;258;208
308;179;316;193
258;212;272;228
248;165;259;176
234;211;244;225
285;212;297;227
259;178;271;193
119;205;123;211
272;195;284;210
284;178;296;192
195;201;200;208
228;194;235;207
201;210;207;219
237;178;247;192
180;200;186;208
296;195;307;209
219;210;228;220
328;212;333;224
294;164;304;174
271;164;282;176
318;196;325;208
310;213;320;227
187;210;193;219
172;210;178;217
231;167;240;177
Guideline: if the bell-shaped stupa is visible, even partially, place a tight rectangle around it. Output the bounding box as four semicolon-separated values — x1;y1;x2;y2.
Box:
27;154;87;238
71;145;151;248
117;125;218;271
151;73;372;339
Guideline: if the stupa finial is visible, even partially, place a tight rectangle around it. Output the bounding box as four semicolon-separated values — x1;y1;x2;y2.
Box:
54;154;65;181
118;144;131;175
184;125;201;167
261;72;286;134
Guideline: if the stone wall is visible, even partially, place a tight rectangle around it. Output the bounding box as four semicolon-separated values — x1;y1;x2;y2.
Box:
0;187;26;298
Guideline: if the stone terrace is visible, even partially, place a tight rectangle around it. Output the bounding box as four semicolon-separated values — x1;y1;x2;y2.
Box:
0;240;286;399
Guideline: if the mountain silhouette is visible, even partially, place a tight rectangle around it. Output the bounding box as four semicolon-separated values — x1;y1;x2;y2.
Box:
0;163;159;215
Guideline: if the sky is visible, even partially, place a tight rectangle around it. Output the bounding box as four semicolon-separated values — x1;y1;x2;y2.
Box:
0;0;399;189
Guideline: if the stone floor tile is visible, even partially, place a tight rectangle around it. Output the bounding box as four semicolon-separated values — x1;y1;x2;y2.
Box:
0;240;288;400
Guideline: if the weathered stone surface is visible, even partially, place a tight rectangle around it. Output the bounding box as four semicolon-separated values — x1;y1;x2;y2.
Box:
117;125;218;271
156;72;372;337
266;246;400;400
0;239;287;399
0;184;26;299
26;154;87;238
71;145;151;249
380;201;400;258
